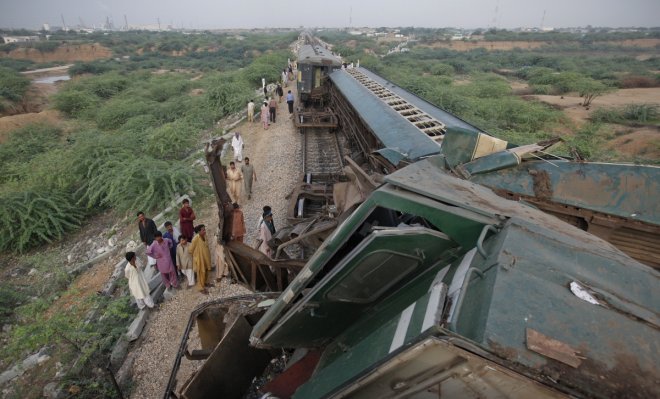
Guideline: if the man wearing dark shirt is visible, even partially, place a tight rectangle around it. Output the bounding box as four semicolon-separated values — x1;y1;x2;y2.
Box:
137;211;158;246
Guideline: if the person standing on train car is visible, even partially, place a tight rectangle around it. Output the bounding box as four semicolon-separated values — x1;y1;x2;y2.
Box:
286;90;294;117
268;97;277;123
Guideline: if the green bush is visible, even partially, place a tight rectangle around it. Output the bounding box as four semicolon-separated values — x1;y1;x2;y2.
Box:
52;89;100;117
592;104;658;124
621;104;658;123
148;76;191;102
145;120;199;159
76;155;197;212
430;63;455;76
85;73;130;99
32;41;60;53
95;97;156;130
564;123;604;159
121;114;160;134
69;61;114;76
205;73;253;118
0;66;30;102
0;124;62;166
0;189;84;252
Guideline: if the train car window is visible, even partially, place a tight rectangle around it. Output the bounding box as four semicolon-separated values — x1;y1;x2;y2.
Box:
326;250;421;303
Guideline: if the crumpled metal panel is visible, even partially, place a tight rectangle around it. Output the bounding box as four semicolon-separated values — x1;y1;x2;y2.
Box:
470;160;660;226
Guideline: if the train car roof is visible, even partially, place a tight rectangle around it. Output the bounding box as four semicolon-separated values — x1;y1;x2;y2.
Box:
358;67;489;134
329;69;442;163
297;44;342;66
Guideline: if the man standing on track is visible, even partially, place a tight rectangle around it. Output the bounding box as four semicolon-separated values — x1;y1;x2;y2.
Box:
247;99;255;123
179;198;196;241
261;101;269;130
189;224;212;294
124;252;154;310
241;157;257;200
226;161;243;204
146;231;178;290
269;97;278;123
286;90;294;118
276;84;284;103
137;211;158;267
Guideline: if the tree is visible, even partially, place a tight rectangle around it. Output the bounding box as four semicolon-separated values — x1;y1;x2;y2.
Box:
575;77;610;107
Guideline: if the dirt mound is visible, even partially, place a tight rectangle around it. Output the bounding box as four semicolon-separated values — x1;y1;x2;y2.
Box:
530;87;660;125
0;109;63;142
0;43;112;63
608;127;660;160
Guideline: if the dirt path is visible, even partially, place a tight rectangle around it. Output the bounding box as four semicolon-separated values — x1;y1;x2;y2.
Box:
128;81;302;399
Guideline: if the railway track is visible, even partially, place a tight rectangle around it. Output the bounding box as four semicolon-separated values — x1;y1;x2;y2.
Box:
302;128;344;179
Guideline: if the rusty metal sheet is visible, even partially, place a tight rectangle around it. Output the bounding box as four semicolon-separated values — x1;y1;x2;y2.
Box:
526;328;582;368
181;316;272;399
471;160;660;226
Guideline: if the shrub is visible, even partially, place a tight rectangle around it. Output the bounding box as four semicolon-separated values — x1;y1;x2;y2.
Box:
95;98;156;130
76;155;197;212
69;61;114;76
619;75;658;88
121;114;160;134
564;123;604;160
145;120;199;159
0;124;61;166
430;63;455;76
148;77;191;102
52;89;100;117
622;104;659;122
0;66;30;102
85;73;130;99
204;74;253;118
32;41;60;53
0;189;84;252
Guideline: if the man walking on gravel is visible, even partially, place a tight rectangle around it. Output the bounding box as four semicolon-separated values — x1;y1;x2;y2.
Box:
247;99;255;123
261;101;269;130
147;231;178;290
231;131;244;163
124;252;154;310
241;157;257;200
189;224;212;294
268;97;278;123
276;84;284;103
286;90;295;117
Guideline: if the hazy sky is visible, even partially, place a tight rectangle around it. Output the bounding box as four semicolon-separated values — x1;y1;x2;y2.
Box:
1;0;659;30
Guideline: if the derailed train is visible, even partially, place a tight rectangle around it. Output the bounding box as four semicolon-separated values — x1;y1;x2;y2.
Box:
164;37;660;398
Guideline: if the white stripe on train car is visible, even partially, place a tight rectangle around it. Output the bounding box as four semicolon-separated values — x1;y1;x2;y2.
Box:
389;302;416;353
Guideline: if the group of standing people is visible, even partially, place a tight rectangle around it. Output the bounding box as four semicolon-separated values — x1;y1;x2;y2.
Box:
250;62;298;130
125;199;217;308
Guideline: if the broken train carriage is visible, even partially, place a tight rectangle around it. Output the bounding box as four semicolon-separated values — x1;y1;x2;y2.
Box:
165;151;659;398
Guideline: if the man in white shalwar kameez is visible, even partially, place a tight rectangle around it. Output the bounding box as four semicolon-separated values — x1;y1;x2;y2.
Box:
124;252;154;310
231;131;244;162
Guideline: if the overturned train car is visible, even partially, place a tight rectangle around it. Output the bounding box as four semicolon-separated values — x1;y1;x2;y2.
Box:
165;156;659;399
